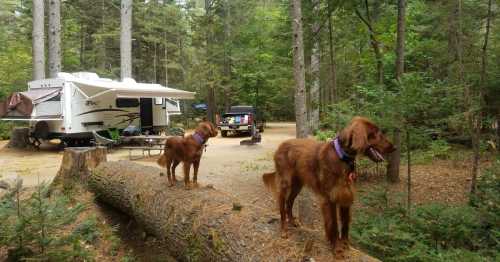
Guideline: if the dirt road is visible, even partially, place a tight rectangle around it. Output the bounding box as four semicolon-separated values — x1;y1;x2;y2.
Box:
0;123;295;194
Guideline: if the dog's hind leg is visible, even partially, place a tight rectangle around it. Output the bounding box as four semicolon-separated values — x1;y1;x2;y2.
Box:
278;172;292;239
171;159;180;183
165;156;174;187
286;176;303;227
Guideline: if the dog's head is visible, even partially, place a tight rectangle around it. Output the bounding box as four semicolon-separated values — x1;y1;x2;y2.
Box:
196;121;218;138
341;117;395;162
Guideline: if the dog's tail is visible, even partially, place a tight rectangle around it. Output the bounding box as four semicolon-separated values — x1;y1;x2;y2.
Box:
262;171;279;199
157;153;167;167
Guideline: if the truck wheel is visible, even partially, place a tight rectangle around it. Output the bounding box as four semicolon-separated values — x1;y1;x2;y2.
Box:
221;131;228;137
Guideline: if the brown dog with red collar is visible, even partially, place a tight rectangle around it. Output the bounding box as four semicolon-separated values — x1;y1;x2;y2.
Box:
263;117;395;252
157;121;218;189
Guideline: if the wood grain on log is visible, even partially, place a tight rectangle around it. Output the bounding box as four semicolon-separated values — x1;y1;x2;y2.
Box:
89;161;380;262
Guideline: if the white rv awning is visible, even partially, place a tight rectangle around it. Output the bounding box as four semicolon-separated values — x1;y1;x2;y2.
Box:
57;72;195;99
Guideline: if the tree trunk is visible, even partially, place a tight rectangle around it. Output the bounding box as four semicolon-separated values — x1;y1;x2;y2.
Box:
7;128;31;149
386;0;406;183
120;0;133;80
386;129;401;183
470;0;492;196
395;0;406;81
309;0;320;132
32;0;45;80
164;33;169;86
87;161;377;261
223;0;232;113
48;0;61;78
355;3;383;85
406;129;411;213
205;0;216;124
291;0;308;138
291;0;313;228
327;6;337;105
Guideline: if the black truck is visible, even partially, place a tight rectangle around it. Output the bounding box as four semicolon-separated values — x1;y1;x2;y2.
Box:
218;106;264;137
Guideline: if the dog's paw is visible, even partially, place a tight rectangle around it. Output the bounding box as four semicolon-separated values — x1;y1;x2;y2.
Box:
288;218;301;227
333;241;351;260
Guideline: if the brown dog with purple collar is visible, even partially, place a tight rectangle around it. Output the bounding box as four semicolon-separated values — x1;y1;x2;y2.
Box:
157;121;218;189
263;117;395;253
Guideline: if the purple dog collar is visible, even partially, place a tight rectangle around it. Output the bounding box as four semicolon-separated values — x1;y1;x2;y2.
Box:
193;132;205;145
332;137;354;162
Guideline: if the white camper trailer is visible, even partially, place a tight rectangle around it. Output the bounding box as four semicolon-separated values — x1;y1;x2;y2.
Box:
0;72;195;145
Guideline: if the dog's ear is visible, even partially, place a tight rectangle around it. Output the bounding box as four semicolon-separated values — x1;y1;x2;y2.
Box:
347;118;370;152
210;122;218;137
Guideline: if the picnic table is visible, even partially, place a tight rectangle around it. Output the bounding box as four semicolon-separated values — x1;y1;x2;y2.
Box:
120;135;169;160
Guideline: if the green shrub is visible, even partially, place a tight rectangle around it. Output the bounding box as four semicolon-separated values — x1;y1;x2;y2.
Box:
0;121;17;140
352;169;500;262
73;215;101;244
0;183;95;261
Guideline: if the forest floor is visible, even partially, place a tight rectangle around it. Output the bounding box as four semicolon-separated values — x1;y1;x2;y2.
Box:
0;122;483;261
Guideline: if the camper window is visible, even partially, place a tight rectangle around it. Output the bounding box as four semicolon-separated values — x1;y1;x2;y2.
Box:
116;98;139;108
154;97;163;105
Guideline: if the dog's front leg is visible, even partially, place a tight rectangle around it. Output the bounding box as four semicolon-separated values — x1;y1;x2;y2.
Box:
321;200;338;249
183;161;192;189
192;160;200;187
339;206;351;247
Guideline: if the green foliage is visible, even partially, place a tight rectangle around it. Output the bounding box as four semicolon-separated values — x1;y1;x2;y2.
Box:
72;215;101;244
0;183;94;261
0;121;20;140
183;232;203;262
352;163;500;261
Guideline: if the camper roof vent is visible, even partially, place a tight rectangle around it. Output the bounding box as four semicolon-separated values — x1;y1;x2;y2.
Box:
71;72;100;80
28;78;64;89
123;78;137;84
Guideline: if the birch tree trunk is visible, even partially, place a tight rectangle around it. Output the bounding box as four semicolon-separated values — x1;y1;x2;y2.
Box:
291;0;313;228
205;0;216;124
327;2;337;106
32;0;45;80
120;0;133;80
309;0;320;132
48;0;61;78
291;0;308;138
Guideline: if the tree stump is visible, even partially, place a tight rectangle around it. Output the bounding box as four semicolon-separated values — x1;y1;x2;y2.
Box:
51;147;107;192
7;127;30;149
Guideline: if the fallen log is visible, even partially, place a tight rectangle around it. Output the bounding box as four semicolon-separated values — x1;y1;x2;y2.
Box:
54;148;379;261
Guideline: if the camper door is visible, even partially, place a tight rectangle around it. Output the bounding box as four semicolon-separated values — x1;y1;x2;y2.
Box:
152;97;168;127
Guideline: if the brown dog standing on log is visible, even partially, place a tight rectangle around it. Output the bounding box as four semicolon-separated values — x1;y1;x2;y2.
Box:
263;117;395;251
157;122;218;189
